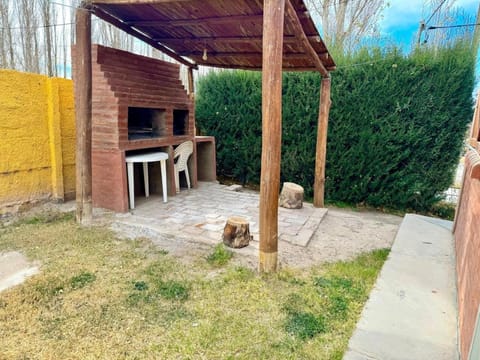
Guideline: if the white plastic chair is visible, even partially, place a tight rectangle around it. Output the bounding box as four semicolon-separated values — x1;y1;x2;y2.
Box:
174;141;193;193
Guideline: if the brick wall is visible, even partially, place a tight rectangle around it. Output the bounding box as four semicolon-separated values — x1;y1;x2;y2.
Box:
454;150;480;359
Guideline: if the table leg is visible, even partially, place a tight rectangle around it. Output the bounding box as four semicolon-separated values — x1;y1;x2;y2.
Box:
127;162;135;209
160;160;168;203
143;162;149;198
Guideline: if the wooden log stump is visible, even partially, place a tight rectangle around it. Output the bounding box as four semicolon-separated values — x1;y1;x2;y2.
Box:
223;216;252;248
279;182;304;209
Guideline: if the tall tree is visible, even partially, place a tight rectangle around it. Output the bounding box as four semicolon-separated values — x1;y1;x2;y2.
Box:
41;0;54;76
306;0;387;54
420;0;476;48
0;0;15;68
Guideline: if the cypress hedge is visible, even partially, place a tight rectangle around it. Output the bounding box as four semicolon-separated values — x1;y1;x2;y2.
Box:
195;42;475;211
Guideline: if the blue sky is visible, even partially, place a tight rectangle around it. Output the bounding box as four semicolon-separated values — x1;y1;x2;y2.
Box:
381;0;479;51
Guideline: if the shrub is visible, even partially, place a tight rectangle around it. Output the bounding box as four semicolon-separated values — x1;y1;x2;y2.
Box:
196;42;475;211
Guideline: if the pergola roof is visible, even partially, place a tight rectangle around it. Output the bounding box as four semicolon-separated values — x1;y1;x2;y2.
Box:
90;0;335;73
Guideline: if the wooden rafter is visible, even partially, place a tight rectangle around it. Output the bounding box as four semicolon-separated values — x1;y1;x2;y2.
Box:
89;0;335;70
153;35;321;44
178;51;328;60
284;0;328;76
127;12;310;28
92;6;198;69
94;0;193;3
127;14;264;27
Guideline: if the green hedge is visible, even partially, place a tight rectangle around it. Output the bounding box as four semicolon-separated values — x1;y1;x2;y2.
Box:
196;43;475;211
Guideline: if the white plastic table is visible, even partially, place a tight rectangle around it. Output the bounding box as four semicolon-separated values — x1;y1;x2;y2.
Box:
125;152;168;209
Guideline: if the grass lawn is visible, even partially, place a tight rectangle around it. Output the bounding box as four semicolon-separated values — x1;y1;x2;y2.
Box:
0;213;388;359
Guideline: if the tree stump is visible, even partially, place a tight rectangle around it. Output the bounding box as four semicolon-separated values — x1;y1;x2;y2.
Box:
279;182;304;209
223;216;252;248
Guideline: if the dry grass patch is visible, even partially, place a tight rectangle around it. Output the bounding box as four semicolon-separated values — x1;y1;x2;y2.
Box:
0;212;388;359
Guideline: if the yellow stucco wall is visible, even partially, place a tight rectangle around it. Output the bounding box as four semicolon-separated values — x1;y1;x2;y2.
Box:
57;79;76;199
0;70;76;214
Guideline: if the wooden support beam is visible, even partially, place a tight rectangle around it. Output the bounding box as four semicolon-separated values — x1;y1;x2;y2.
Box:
92;6;198;69
127;14;264;27
126;11;310;28
259;0;285;273
313;77;331;208
179;51;328;62
187;67;195;95
187;67;196;137
75;5;93;224
154;35;321;44
186;63;334;72
285;0;328;77
94;0;192;4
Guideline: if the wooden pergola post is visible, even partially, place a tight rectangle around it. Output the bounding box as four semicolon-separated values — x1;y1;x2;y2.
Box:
259;0;285;273
187;66;195;97
75;5;93;224
313;77;331;208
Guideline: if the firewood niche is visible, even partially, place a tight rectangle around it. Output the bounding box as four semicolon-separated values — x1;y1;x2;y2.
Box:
86;44;195;212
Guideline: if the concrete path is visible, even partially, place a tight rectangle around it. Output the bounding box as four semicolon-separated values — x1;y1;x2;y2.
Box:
0;252;39;292
344;214;458;360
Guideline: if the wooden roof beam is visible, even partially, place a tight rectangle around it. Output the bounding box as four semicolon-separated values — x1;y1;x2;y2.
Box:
126;12;310;28
285;0;328;77
188;63;334;72
92;6;198;69
153;35;321;44
93;0;192;4
179;51;328;61
127;14;264;27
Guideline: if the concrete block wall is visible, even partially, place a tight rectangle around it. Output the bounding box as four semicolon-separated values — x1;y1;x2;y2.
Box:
0;70;76;215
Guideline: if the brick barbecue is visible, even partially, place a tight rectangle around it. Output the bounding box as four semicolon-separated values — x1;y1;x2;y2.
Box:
76;45;196;212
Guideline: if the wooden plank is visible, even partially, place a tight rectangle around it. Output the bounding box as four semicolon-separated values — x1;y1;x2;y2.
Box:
179;51;328;60
259;0;285;273
313;77;331;207
183;62;332;72
93;0;192;3
75;6;93;224
127;14;264;27
285;0;328;76
126;11;310;27
153;35;321;44
92;6;198;69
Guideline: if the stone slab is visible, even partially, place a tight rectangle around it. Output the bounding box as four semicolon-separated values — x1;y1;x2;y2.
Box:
343;214;458;360
0;251;39;292
127;182;328;248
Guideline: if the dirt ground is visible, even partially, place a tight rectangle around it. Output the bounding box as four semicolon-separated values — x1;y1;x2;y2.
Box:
1;202;403;273
110;206;402;270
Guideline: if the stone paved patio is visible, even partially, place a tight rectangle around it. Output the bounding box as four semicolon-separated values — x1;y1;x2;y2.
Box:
113;182;327;248
110;182;402;268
